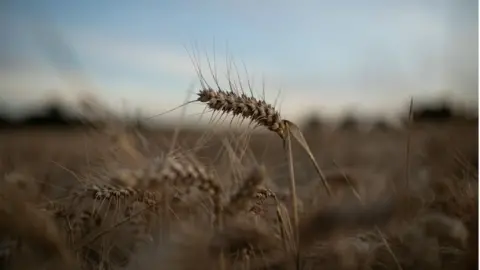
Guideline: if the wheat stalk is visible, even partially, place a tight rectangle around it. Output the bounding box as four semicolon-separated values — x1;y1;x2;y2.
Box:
151;82;332;194
148;52;334;268
187;86;333;267
192;88;332;193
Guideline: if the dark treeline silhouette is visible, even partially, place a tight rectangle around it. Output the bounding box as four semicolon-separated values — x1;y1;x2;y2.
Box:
23;105;82;127
371;119;391;132
412;102;453;122
338;113;359;131
302;113;323;132
0;102;151;130
1;99;477;131
0;103;92;129
410;100;477;124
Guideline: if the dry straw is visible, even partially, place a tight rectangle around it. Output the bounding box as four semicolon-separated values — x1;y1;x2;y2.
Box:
196;89;331;193
152;51;335;268
158;86;333;195
195;85;332;191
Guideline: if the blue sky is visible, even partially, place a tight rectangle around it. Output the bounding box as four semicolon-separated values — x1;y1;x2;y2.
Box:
0;0;477;121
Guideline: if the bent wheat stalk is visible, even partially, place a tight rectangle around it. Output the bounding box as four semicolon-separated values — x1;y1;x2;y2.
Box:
156;54;333;265
194;88;332;195
161;86;333;231
151;86;331;194
194;87;333;266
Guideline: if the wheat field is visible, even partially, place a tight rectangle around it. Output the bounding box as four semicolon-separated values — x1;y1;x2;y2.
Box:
0;97;477;270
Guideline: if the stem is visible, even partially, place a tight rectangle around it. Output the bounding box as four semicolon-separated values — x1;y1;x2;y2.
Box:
285;132;300;269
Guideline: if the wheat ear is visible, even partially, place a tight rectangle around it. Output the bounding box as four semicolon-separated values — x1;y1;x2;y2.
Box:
149;87;288;139
196;88;289;139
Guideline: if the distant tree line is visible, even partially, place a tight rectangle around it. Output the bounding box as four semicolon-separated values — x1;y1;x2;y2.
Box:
1;99;476;131
409;101;477;124
0;103;94;129
301;99;477;133
0;102;153;131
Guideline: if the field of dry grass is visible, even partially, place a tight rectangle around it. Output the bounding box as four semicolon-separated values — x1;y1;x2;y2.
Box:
0;111;477;270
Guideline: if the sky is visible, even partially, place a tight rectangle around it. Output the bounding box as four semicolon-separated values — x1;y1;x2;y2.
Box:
0;0;478;122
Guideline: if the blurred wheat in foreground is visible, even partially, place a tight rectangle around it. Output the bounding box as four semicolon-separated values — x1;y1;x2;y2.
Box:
0;83;477;270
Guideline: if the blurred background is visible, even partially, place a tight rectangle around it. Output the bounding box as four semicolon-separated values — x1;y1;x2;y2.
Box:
0;0;477;127
0;2;478;269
